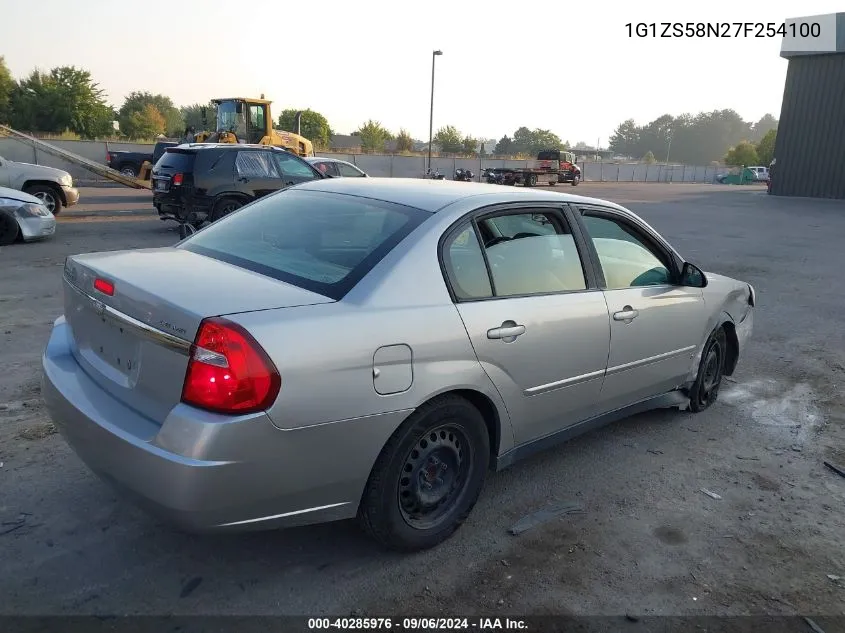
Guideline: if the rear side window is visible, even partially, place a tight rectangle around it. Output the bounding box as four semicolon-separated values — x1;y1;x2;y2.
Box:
236;151;277;178
155;150;195;171
180;189;430;300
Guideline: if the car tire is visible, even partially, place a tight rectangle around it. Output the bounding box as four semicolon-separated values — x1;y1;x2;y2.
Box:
358;394;490;552
0;212;20;246
119;164;138;178
571;174;581;186
687;326;727;413
23;184;63;215
210;197;244;222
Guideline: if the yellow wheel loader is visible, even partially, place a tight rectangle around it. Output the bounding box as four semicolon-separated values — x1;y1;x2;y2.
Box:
194;97;314;157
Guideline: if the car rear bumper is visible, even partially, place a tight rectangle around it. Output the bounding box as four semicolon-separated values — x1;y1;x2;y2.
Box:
18;214;56;241
62;186;80;207
42;317;409;533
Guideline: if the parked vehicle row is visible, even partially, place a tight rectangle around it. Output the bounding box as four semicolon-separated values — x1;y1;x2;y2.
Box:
43;177;754;552
151;144;373;236
0;155;79;215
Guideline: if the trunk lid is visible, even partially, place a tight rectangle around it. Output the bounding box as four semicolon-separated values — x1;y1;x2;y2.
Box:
62;247;333;425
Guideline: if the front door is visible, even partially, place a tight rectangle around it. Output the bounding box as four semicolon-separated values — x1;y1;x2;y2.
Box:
575;207;709;411
441;206;611;445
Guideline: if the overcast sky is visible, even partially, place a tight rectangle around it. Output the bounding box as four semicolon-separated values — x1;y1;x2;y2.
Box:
3;0;841;145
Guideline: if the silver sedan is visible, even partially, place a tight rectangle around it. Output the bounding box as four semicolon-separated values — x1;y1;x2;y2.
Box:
41;178;754;551
0;186;56;245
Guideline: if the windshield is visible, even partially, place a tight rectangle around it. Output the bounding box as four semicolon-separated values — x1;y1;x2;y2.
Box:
216;101;246;135
179;189;430;300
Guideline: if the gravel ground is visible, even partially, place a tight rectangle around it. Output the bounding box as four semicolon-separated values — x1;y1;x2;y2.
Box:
1;183;844;618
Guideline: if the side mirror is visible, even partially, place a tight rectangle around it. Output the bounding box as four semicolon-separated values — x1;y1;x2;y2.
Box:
680;262;707;288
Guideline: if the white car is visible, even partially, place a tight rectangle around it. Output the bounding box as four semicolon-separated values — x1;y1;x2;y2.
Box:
0;155;80;214
0;186;57;245
305;156;369;178
747;166;769;181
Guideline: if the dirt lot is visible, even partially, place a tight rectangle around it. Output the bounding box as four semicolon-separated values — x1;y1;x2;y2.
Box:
1;183;845;618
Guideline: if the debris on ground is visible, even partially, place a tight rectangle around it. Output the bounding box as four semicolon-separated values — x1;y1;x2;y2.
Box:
736;455;760;461
647;449;664;455
823;461;845;479
17;423;57;441
826;574;841;581
791;445;803;452
508;501;584;536
804;617;826;633
700;488;723;500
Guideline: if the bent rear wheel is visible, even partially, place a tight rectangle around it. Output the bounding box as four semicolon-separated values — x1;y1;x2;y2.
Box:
688;327;727;412
358;395;489;551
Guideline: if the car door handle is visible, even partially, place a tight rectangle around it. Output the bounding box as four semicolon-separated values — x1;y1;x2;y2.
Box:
613;306;639;321
487;323;526;339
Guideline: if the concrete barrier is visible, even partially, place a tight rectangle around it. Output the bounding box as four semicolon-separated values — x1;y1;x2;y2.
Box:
0;137;725;184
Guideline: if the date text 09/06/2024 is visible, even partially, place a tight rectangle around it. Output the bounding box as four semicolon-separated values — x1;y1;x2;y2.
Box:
625;22;822;38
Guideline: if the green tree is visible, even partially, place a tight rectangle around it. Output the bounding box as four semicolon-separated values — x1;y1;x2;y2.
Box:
10;66;114;139
751;114;778;142
641;150;656;164
118;91;182;138
395;128;414;153
180;102;215;132
507;127;565;156
724;140;759;166
609;119;639;156
278;108;332;148
462;135;480;156
433;125;464;153
756;128;777;165
121;103;165;140
0;56;14;124
493;135;515;156
354;119;392;152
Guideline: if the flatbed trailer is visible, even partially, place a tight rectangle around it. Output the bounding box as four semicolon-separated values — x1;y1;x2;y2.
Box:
483;150;581;187
0;125;151;190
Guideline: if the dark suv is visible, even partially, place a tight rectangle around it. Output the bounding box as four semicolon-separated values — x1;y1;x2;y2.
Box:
151;143;325;228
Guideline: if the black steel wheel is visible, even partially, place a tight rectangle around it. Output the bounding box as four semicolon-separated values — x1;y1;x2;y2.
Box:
210;197;243;222
359;394;490;551
688;327;726;412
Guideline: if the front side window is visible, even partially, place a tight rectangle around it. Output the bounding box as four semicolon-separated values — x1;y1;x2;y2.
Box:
580;213;672;289
180;189;429;300
235;151;277;179
274;152;319;180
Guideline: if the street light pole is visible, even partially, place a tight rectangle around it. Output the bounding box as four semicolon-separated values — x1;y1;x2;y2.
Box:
428;50;443;174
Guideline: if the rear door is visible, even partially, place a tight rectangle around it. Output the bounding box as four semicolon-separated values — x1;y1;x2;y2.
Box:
572;205;709;411
235;149;284;198
442;204;611;445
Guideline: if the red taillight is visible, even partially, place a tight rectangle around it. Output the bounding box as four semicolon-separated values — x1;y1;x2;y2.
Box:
93;278;114;296
181;317;281;415
172;173;184;186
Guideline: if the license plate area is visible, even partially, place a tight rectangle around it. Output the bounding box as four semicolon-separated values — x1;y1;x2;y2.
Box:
90;310;140;376
154;180;169;192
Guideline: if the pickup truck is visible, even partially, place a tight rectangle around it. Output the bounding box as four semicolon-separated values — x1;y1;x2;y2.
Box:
483;149;581;187
106;140;178;180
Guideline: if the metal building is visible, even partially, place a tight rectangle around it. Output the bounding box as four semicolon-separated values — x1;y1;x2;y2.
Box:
772;13;845;199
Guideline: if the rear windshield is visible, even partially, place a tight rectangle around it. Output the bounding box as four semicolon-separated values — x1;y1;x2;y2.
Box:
155;150;195;171
180;189;430;300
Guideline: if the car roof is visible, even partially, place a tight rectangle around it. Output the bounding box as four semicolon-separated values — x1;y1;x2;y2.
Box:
291;177;629;214
305;157;352;164
169;143;294;152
